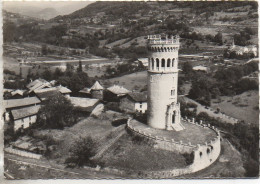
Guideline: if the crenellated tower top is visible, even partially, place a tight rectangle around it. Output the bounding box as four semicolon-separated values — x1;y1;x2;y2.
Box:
147;34;180;73
147;34;180;45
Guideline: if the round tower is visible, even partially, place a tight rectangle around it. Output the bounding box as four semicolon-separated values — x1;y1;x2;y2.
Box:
147;34;184;131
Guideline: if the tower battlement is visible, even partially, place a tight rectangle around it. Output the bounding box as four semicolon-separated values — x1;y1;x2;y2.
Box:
147;35;180;45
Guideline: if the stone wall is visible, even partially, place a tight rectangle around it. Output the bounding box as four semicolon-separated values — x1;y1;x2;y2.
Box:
126;118;221;177
5;147;42;159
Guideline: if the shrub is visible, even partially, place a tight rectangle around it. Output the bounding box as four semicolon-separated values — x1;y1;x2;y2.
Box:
65;136;97;167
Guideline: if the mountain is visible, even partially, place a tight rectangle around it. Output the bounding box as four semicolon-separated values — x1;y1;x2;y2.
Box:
3;1;93;20
38;8;59;20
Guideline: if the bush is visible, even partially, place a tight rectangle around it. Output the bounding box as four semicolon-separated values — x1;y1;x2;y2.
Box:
65;136;97;167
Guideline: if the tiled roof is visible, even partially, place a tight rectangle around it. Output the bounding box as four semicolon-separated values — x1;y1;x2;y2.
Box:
90;81;104;90
4;97;41;109
36;90;61;101
11;105;41;120
79;88;91;94
56;86;72;94
107;85;130;95
69;97;99;108
26;79;47;89
11;89;26;96
127;92;147;102
35;85;71;94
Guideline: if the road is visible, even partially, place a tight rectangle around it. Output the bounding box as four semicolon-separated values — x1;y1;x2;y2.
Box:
4;152;121;179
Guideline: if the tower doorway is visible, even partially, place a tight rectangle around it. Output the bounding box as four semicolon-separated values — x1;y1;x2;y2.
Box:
172;111;175;124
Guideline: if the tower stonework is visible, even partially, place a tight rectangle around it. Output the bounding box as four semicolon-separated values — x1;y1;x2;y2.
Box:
147;34;184;131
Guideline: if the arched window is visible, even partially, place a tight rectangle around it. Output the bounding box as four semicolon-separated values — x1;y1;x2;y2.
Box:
207;148;210;154
151;58;154;69
156;58;159;67
161;59;165;67
167;59;171;67
172;58;175;67
200;152;203;157
161;47;164;52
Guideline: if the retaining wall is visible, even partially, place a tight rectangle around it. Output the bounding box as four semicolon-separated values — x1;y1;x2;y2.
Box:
5;147;42;160
125;117;221;177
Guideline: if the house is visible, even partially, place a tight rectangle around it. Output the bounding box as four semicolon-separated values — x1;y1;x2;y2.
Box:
11;105;41;132
35;89;61;102
10;89;26;99
192;65;208;72
34;85;72;100
3;97;41;122
79;81;104;99
119;92;147;113
104;85;130;102
26;79;52;94
69;97;100;114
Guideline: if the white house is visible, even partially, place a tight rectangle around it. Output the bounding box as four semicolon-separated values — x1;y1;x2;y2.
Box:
119;92;147;113
11;105;41;131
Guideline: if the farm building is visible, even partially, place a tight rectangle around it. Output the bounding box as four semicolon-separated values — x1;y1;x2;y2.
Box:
69;97;101;114
27;79;52;94
34;85;72;100
120;92;147;113
11;105;41;132
79;81;104;100
104;85;130;102
3;97;41;122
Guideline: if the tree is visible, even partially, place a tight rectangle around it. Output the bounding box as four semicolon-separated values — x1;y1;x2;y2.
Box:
214;32;223;45
77;60;83;73
41;45;48;55
65;136;97;167
37;93;76;129
182;62;193;74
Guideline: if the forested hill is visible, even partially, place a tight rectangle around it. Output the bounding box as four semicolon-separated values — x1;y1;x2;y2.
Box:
52;1;257;21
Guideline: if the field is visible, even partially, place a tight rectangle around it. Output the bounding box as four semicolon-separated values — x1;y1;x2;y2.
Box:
32;111;129;164
211;90;259;125
104;71;147;91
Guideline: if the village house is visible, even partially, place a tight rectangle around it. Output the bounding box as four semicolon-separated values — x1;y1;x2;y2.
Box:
119;92;147;113
34;85;72;101
192;65;208;72
104;85;130;102
228;40;258;57
3;97;41;123
69;97;101;115
11;105;41;132
79;81;104;100
27;79;52;94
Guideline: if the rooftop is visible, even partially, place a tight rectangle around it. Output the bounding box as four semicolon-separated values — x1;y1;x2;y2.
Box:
11;105;41;120
35;90;61;101
127;92;147;102
69;97;99;108
107;85;130;95
4;97;41;109
90;81;104;90
34;85;71;94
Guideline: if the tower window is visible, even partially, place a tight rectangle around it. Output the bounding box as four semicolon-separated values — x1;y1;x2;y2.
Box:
156;58;159;67
171;89;175;96
167;59;171;67
161;59;165;67
172;59;175;67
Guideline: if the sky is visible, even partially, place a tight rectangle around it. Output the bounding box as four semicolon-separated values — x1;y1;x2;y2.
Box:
3;1;94;17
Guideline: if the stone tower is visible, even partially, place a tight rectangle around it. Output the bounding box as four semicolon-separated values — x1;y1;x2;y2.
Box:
147;34;184;131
